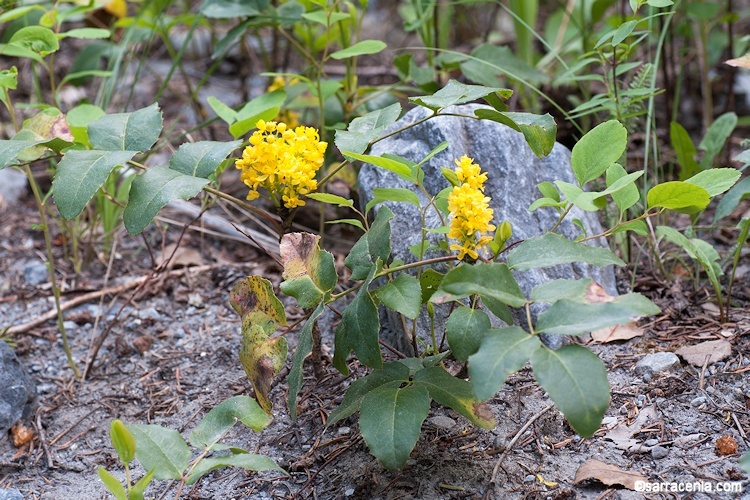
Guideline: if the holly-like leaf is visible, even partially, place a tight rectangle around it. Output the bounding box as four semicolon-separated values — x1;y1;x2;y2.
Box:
54;150;137;220
413;366;496;428
327;361;410;426
230;277;288;413
123;166;209;234
474;109;556;158
646;181;710;214
333;271;382;374
445;306;492;361
535;290;660;336
189;396;271;450
469;327;542;400
571;120;627;186
344;206;393;280
530;345;610;437
508;233;625;270
0;140;44;169
169;140;242;178
125;424;191;480
288;302;325;420
410;80;503;111
439;262;526;308
279;233;337;309
373;273;421;319
88;103;162;152
359;385;430;470
530;278;594;304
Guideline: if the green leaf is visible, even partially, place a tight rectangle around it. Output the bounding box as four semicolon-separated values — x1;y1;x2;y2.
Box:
334;103;401;155
129;468;156;500
327;361;410;426
373;273;422;320
370;187;420;208
305;193;354;208
606;163;640;212
228;89;287;139
535;293;660;335
445;306;492;361
186;452;284;485
610;219;649;236
123;166;209;234
344;152;413;183
646;181;710;214
741;452;750;473
66;104;105;147
531;345;610;437
0;140;44;169
302;10;349;25
670;121;700;180
657;226;723;289
344;206;393;280
207;96;238;124
468;327;542;400
571;120;627;185
530;279;594;303
714;177;750;222
330;40;386;60
333;274;382;374
201;0;268;18
420;269;443;303
288;302;325;420
326;218;365;231
684;168;741;197
189;396;271;450
8;26;59;56
440;263;526;308
460;44;548;88
126;424;191;480
59;27;111;39
410;80;503;111
279;232;337;309
474;109;556;158
508;233;625;270
698;112;737;170
647;0;674;7
611;19;638;46
170;140;242;178
413;366;496;428
53;150;137;220
88;103;162;152
97;467;128;500
359;385;430;470
230;277;287;413
110;420;136;464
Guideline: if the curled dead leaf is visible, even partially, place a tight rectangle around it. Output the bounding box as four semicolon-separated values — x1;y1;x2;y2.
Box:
725;54;750;69
591;322;644;343
574;459;647;490
11;423;35;448
584;282;616;303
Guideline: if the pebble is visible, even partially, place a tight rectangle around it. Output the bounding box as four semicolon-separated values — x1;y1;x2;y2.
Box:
705;386;715;394
0;169;27;205
337;426;350;435
634;352;681;376
23;260;48;286
427;415;457;431
493;436;506;450
644;439;659;447
690;396;707;406
344;488;355;497
63;320;77;332
651;446;669;459
524;474;535;483
138;307;161;321
0;488;24;500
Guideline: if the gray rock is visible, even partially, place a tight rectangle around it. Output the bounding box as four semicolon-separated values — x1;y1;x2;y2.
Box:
427;415;457;430
651;445;669;459
0;342;37;434
23;260;48;286
358;104;617;353
0;168;27;207
0;488;24;500
634;352;681;376
137;307;161;321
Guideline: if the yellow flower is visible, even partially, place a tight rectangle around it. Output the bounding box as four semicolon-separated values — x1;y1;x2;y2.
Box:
266;76;301;129
448;156;495;260
235;120;327;209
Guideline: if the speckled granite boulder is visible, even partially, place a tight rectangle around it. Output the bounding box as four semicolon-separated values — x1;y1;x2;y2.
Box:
358;104;618;353
0;342;37;434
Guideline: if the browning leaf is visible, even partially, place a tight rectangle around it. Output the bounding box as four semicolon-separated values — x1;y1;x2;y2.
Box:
573;460;647;490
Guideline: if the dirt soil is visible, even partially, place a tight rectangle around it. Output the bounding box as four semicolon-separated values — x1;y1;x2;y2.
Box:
1;188;750;500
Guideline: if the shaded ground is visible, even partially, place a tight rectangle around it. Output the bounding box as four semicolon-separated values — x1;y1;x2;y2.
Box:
1;192;750;500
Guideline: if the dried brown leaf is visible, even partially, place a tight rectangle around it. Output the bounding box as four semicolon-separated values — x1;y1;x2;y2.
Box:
574;460;647;490
591;322;644;343
675;339;732;367
725;54;750;69
11;423;35;448
716;435;738;455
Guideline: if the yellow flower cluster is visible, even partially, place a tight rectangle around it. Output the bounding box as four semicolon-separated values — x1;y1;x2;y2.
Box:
236;120;327;209
448;156;495;260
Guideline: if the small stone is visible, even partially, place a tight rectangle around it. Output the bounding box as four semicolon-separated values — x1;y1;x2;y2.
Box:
691;396;707;406
705;385;715;394
63;320;77;332
493;436;506;450
23;261;48;286
344;489;355;497
644;439;659;447
634;352;681;376
524;474;536;483
337;426;351;435
188;293;204;308
0;488;24;500
651;446;669;459
138;307;161;321
427;415;457;431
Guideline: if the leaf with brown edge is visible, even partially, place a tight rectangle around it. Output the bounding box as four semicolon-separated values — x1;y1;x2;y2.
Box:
230;277;288;413
591;323;644;343
279;232;337;309
573;460;647;490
